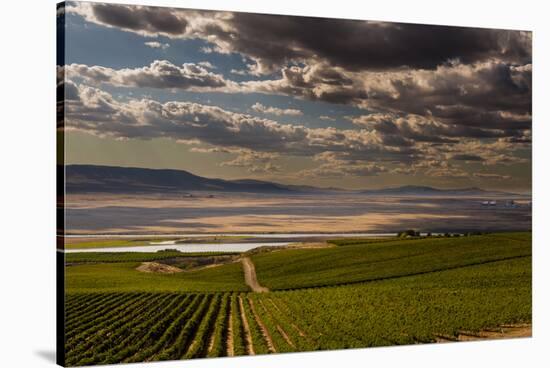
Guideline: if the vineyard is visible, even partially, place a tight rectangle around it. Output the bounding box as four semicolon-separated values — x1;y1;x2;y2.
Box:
64;233;532;366
250;232;532;289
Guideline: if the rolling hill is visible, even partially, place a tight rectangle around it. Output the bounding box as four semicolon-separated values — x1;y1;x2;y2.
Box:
64;165;521;196
65;165;294;194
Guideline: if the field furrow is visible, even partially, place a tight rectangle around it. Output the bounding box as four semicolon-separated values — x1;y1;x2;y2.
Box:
256;298;296;351
238;295;255;355
248;298;277;353
241;295;270;354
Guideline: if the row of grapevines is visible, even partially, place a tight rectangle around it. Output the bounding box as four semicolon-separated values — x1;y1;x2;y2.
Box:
76;294;190;366
123;294;206;363
101;294;198;364
230;293;247;356
66;293;140;342
65;293;126;329
152;294;213;361
184;294;223;359
207;293;230;358
240;294;270;355
65;292;141;331
250;295;295;353
65;293;169;366
65;293;100;314
261;295;318;351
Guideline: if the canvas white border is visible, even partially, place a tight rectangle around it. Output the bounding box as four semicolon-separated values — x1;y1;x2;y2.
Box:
0;0;547;367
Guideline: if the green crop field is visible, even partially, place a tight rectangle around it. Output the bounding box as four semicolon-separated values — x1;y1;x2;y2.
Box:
263;256;531;350
66;261;248;293
64;232;532;366
251;233;531;289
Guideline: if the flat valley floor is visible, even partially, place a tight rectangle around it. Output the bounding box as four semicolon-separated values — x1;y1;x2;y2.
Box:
65;193;532;234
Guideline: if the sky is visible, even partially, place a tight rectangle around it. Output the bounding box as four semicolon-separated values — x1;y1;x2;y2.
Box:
58;2;532;191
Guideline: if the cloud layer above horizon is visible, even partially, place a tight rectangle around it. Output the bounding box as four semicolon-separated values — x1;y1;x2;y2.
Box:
58;2;532;191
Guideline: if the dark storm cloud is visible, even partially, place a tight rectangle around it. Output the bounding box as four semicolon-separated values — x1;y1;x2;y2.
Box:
242;63;369;105
385;62;533;130
90;3;187;35
246;60;532;137
68;3;531;73
225;13;531;72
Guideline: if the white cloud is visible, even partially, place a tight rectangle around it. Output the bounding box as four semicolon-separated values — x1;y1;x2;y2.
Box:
63;82;415;164
197;61;215;69
230;69;249;76
65;59;531;143
251;102;303;116
66;60;233;91
145;41;170;50
144;41;170;50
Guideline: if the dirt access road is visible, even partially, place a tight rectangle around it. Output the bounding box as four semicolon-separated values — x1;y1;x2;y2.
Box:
242;257;269;293
435;324;531;342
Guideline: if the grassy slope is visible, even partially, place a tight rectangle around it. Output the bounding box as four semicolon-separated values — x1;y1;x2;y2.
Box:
65;251;236;263
66;261;248;293
252;233;531;290
266;256;531;349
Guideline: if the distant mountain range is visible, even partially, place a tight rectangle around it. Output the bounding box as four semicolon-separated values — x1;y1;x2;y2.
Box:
64;165;522;196
359;185;517;197
65;165;294;194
